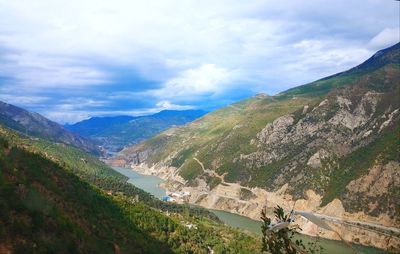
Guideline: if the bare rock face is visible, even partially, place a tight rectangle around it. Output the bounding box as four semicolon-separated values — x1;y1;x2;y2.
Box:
257;115;294;145
329;92;379;131
307;149;329;168
319;198;345;217
240;89;398;200
117;141;160;165
345;161;400;218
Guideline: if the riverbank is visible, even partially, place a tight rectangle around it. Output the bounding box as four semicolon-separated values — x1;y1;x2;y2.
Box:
114;161;399;251
112;166;388;254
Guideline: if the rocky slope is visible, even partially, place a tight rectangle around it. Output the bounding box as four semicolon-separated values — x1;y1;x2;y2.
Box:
65;110;206;153
0;101;101;155
112;43;400;250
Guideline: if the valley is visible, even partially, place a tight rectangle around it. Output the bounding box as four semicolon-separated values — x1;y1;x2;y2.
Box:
1;1;398;253
0;124;261;253
0;43;398;252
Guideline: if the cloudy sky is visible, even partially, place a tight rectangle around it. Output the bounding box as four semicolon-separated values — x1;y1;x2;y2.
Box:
0;0;399;123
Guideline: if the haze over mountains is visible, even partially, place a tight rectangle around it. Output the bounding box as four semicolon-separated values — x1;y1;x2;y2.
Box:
65;110;207;153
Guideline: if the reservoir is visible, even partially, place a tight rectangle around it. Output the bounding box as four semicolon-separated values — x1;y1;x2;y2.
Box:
113;166;166;198
113;167;386;254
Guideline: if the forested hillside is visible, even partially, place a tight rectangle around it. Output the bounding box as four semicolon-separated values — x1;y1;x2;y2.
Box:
0;125;260;253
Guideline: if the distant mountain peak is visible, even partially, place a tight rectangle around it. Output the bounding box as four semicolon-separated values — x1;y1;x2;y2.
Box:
0;101;101;155
65;109;207;153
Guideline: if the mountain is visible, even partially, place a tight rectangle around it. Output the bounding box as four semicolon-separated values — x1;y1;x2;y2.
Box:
65;115;136;137
65;110;207;153
113;43;400;250
0;101;101;155
279;43;400;97
0;123;260;253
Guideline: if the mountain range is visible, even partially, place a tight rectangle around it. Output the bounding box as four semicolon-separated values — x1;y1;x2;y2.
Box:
0;101;101;155
113;43;400;250
65;110;207;153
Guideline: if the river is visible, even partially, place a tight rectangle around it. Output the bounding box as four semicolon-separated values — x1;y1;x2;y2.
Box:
112;167;386;254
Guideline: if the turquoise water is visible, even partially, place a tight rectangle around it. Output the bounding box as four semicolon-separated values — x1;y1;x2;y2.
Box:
112;167;166;198
210;209;386;254
113;167;386;254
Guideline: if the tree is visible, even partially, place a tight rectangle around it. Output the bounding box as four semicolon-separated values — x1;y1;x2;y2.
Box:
261;206;323;254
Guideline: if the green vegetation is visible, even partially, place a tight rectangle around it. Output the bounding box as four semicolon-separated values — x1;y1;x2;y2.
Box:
171;148;196;168
0;137;171;253
0;124;124;179
179;158;204;180
321;125;400;206
248;159;287;188
0;128;263;253
0;125;219;221
240;188;257;201
279;71;361;98
205;175;222;190
261;206;324;254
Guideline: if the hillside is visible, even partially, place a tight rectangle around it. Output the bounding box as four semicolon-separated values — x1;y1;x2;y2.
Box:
0;125;261;253
0;101;101;155
0;124;222;221
113;43;400;250
65;110;206;153
0;134;172;253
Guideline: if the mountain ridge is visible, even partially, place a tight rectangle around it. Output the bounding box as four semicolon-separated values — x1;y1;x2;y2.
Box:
65;109;207;153
112;43;400;250
279;42;400;97
0;101;101;155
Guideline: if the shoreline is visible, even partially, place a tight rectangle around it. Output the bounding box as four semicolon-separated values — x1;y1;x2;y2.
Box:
110;164;398;251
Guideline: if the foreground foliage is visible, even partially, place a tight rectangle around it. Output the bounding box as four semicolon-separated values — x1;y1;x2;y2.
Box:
261;206;323;254
0;127;261;253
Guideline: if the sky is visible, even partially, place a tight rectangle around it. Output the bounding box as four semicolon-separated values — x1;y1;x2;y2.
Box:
0;0;399;124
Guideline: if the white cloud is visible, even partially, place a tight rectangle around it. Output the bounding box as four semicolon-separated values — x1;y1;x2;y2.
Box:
1;0;396;87
155;100;193;111
0;53;110;89
46;104;194;124
0;0;398;122
55;98;109;111
154;64;235;99
0;94;49;105
368;27;399;50
46;111;92;124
